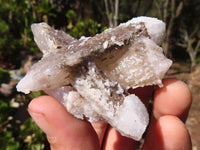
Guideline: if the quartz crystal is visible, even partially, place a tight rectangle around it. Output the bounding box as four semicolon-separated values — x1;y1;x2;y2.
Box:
17;16;172;141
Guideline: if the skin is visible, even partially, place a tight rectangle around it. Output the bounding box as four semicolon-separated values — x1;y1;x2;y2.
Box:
28;78;192;150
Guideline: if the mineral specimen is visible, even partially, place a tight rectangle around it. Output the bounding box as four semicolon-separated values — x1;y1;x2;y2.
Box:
16;16;172;141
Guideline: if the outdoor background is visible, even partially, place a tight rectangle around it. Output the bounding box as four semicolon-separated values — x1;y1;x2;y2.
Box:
0;0;199;149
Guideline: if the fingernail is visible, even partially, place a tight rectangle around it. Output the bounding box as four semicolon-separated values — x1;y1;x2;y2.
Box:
29;110;55;138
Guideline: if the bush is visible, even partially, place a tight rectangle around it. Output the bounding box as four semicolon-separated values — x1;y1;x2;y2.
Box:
0;91;47;150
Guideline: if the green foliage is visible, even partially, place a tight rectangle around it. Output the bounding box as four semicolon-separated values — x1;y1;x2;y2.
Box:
69;19;107;39
35;0;56;22
0;116;45;150
35;0;53;14
0;20;9;35
66;10;76;30
66;10;76;20
28;91;46;100
0;98;20;150
0;99;13;124
0;0;36;67
0;131;20;150
0;0;57;68
0;90;47;149
19;118;45;150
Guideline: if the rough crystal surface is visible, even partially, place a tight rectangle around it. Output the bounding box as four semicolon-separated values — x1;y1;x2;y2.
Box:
16;16;172;141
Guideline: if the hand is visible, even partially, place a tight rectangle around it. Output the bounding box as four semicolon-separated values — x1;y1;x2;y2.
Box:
28;78;192;150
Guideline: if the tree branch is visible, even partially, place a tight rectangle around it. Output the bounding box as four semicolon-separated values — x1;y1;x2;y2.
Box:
163;0;169;22
195;40;200;52
176;42;187;48
104;0;113;27
175;1;183;18
190;26;199;38
113;0;119;27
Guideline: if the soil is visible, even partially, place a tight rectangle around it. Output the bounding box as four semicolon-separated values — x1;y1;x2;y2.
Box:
166;62;200;150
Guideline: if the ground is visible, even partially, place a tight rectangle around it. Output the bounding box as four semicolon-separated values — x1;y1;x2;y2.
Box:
166;62;200;150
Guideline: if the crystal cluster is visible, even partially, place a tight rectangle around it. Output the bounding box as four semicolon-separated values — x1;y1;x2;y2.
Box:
17;17;172;141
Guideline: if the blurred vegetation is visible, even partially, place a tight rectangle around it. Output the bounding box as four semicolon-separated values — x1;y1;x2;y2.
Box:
0;0;200;149
0;86;47;149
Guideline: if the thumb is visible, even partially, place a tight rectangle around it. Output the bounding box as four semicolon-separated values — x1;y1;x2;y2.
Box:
28;95;100;150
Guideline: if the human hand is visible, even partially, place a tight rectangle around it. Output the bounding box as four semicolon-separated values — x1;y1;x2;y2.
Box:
28;78;192;150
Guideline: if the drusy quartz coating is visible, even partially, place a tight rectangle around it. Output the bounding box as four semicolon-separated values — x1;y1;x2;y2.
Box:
17;17;172;141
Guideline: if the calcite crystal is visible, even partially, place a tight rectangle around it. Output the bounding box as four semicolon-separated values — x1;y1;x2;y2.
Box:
17;17;172;141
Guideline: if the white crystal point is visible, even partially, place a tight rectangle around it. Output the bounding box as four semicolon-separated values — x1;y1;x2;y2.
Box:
31;23;75;55
16;72;36;94
17;53;71;94
110;94;149;140
126;16;166;45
